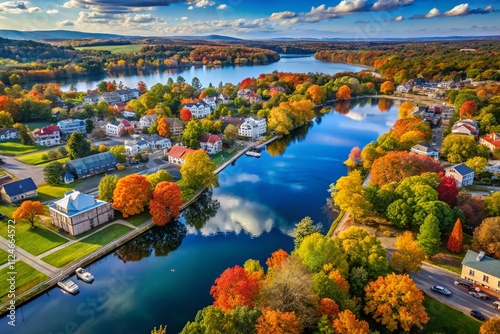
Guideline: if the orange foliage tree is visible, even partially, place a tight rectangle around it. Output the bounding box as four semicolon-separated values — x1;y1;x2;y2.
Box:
447;218;463;253
318;298;340;322
459;100;478;118
113;174;152;217
256;308;303;334
307;84;324;104
364;273;428;332
332;310;370;334
149;182;183;226
328;269;350;293
12;200;45;228
336;85;351;100
210;265;260;312
480;318;500;334
239;77;257;90
137;81;147;93
380;81;395;94
266;249;289;271
157;117;171;138
398;101;414;119
180;108;193;122
370;151;443;187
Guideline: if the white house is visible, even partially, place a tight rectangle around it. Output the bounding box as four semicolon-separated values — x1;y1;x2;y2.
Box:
202;96;218;110
147;135;171;150
116;89;140;102
57;119;86;135
124;139;151;155
239;116;267;139
445;163;475;187
479;133;500;153
452;119;479;138
105;119;134;136
99;92;121;105
83;93;99;104
139;114;158;128
122;110;137;118
410;143;439;158
199;134;222;154
0;128;19;141
182;101;211;119
219;93;229;103
168;145;195;165
33;125;61;146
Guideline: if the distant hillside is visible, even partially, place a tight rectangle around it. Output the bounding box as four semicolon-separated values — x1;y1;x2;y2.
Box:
168;35;242;41
0;30;136;41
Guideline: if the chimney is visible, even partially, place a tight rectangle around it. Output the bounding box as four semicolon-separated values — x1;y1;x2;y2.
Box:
476;251;485;261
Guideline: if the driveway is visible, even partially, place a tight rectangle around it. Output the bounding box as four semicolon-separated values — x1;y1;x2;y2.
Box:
0;155;45;185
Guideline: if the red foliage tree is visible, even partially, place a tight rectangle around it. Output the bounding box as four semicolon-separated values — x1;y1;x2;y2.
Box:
459;101;478;118
149;182;183;226
210;265;260;312
256;308;303;334
265;249;288;271
437;176;459;206
318;298;340;322
348;146;362;165
137;81;148;93
180;108;193;122
239;77;256;90
447;218;463;253
370;151;443;187
106;81;116;92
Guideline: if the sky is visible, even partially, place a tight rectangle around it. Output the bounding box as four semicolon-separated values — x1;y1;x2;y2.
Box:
0;0;498;39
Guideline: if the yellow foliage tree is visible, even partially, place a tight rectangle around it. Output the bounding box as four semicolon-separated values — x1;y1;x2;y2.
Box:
180;150;218;190
329;170;373;218
480;318;500;334
307;84;324;104
12;200;45;228
398;101;414;119
390;231;426;274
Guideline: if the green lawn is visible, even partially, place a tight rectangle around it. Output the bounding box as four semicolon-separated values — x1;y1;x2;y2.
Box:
211;147;240;165
124;211;151;227
37;181;82;202
0;218;68;256
423;296;481;334
24;121;52;131
42;224;132;267
37;157;70;167
76;44;145;53
0;249;9;265
18;151;68;165
0;141;41;155
0;261;48;303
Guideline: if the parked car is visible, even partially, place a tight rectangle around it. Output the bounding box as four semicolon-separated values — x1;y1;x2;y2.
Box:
470;309;486;321
431;285;452;296
454;280;474;290
469;291;488;300
0;212;6;219
492;301;500;309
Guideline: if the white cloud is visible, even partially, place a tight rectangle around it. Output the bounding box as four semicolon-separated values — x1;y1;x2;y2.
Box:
194;0;214;8
62;0;78;8
269;11;296;20
216;4;227;10
444;3;469;16
371;0;414;11
47;9;59;14
187;5;193;10
56;20;75;27
332;0;367;13
425;7;440;18
181;16;187;20
0;1;42;14
393;15;404;21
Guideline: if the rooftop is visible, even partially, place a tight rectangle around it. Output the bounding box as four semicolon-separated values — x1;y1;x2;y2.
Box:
462;250;500;278
1;178;37;196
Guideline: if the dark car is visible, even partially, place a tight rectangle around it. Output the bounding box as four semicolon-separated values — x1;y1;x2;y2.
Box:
454;280;474;290
431;285;452;296
0;213;6;219
470;310;486;321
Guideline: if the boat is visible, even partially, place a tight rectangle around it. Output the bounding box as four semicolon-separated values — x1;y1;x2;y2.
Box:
245;150;261;158
57;275;79;294
75;267;94;283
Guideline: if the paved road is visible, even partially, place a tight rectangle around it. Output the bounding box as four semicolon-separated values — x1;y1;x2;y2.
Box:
412;263;499;321
0;155;45;185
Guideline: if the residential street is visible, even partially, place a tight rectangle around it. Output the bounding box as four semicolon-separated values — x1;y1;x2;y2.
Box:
0;155;45;185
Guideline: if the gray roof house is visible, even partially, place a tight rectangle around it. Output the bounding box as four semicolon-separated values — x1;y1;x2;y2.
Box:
0;177;38;204
445;163;474;187
410;142;439;157
461;250;500;293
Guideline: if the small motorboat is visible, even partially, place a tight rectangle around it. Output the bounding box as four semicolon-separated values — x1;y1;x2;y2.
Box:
75;267;94;283
58;275;79;294
245;150;261;158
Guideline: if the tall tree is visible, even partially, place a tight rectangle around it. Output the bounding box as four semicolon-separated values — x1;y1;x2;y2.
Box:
43;161;64;185
447;218;463;253
398;101;414;119
293;216;320;249
67;132;91;160
210;265;260;312
459;100;478;118
224;124;238;140
180;150;218;189
364;273;428;332
437;176;459;206
85;118;94;133
157;117;171;138
98;174;119;203
113;174;152;217
484;192;500;217
12;200;45;228
390;231;425;274
329;170;373;219
332;310;370;334
417;214;442;256
149;181;183;226
336;85;351;100
307;84;324;104
471;217;500;259
0;110;14;127
109;145;127;163
256;308;302;334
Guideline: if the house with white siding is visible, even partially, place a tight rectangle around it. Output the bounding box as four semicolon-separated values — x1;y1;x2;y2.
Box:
445;163;475;187
182;101;211;119
0;128;19;141
199;134;222;154
33;125;61;146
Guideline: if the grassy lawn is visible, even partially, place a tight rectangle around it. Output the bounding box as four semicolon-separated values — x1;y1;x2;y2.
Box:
0;249;9;265
211;147;241;165
42;224;132;267
18;151;68;165
37;181;82;202
0;218;68;256
423;296;481;334
37;157;69;167
24;121;52;131
0;141;41;155
0;261;48;304
76;44;145;53
123;211;151;227
429;233;473;275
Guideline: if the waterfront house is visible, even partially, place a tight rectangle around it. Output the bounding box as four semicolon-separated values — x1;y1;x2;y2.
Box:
199;134;222;154
237;89;262;104
461;250;500;293
182;101;211;119
57;119;86;135
65;152;117;179
124;139;151;155
479;133;500;153
167;118;184;136
0;128;19;141
410;143;439;158
445;163;475;187
239;116;267;139
33;125;61;146
49;190;114;236
139;114;158;128
167;145;195;165
0;178;38;204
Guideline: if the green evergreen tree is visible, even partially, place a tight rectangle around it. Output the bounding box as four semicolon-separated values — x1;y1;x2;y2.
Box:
43;161;64;185
85;119;94;133
67;132;91;160
417;214;442;256
98;174;119;203
293;216;320;249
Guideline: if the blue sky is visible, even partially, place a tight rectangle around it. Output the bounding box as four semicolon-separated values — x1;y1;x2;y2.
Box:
0;1;498;38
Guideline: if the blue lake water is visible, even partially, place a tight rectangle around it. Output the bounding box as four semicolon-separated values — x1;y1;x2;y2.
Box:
1;98;399;334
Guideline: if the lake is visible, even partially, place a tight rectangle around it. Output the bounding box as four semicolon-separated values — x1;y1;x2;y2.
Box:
0;97;400;334
59;55;365;92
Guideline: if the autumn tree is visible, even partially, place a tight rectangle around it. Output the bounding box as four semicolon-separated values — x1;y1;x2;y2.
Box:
459;195;485;229
344;146;362;168
182;119;204;148
336;85;351;100
465;156;488;175
210;265;260;312
483;192;500;217
0;110;14;127
12;200;45;228
110;145;127;163
332;310;370;334
180;150;218;189
98;174;119;202
441;134;489;163
390;231;425;273
296;233;349;276
150;182;183;226
380;81;395;95
417;214;442;256
318;298;340;323
43;161;64;185
480;317;500;334
293;216;320;249
157;117;171;138
224;124;238;140
447;218;463;253
266;249;288;271
67;132;91;160
256;308;302;334
329;170;373;219
244;259;264;280
180;108;193;122
147;170;173;190
306;84;324;104
459;100;478;118
113;174;152;217
471;217;500;259
437;176;459;206
398;101;414;119
365;273;428;332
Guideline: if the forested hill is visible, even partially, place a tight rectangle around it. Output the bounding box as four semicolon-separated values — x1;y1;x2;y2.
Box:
0;37;78;62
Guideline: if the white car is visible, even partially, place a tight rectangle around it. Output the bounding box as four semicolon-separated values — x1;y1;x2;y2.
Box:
75;267;94;283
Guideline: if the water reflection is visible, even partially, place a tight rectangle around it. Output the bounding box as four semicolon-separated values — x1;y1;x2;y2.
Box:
182;189;220;230
114;221;187;263
267;123;313;157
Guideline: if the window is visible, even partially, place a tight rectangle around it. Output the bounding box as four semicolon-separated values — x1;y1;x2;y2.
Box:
483;275;489;283
469;269;475;276
498;281;500;288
